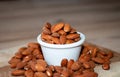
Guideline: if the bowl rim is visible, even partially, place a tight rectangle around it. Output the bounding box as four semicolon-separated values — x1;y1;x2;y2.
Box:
37;32;85;48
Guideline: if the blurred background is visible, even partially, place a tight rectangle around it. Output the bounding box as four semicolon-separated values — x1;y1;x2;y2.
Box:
0;0;120;52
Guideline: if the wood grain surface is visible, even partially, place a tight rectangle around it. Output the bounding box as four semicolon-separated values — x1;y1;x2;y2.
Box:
0;0;120;52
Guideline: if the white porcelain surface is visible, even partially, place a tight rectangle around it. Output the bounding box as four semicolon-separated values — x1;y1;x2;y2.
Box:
37;32;85;66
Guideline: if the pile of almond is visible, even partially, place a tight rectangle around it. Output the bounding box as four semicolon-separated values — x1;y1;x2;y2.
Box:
41;22;80;44
8;42;113;77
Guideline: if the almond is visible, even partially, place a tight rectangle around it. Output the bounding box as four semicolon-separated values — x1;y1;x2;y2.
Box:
34;72;48;77
91;48;98;57
18;47;27;53
21;47;33;55
51;32;60;37
11;70;25;76
25;69;34;77
102;63;110;70
52;37;61;44
67;59;74;69
83;71;98;77
71;62;80;71
41;33;52;41
54;66;63;73
42;27;51;35
92;57;105;64
64;23;71;32
83;62;91;69
36;59;47;67
15;52;22;59
48;65;55;72
16;62;27;69
58;30;67;35
60;35;67;44
10;63;18;68
32;49;41;56
61;68;70;77
65;39;74;44
79;54;91;63
28;42;40;49
66;33;80;40
51;22;64;33
61;58;68;67
74;37;80;42
28;61;36;71
70;28;76;33
8;57;21;64
53;73;61;77
35;63;46;72
23;55;32;62
45;22;52;29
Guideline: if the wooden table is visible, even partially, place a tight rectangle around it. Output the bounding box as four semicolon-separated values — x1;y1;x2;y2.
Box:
0;0;120;52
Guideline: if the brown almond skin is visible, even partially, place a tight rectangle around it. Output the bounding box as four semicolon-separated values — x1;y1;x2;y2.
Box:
18;47;27;53
89;61;96;68
60;35;67;44
51;32;60;37
15;52;23;59
48;65;55;72
25;69;34;77
8;57;21;64
11;70;25;76
65;39;74;44
58;30;67;35
52;37;61;44
21;47;33;56
67;59;74;69
102;63;110;70
66;33;80;40
74;37;80;42
28;42;40;49
35;63;46;72
92;57;105;64
36;59;47;67
83;71;98;77
16;62;27;69
64;23;71;32
34;72;48;77
99;51;106;56
83;62;91;69
10;63;18;68
23;55;32;62
41;33;52;41
78;54;91;63
70;28;76;33
61;58;68;67
42;27;51;35
45;22;52;29
51;22;64;33
91;48;98;57
32;49;41;56
71;62;80;71
61;68;70;77
54;66;63;74
53;73;61;77
97;52;105;59
28;61;37;71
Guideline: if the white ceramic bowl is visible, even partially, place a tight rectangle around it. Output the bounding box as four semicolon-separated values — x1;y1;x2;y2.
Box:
37;32;85;66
